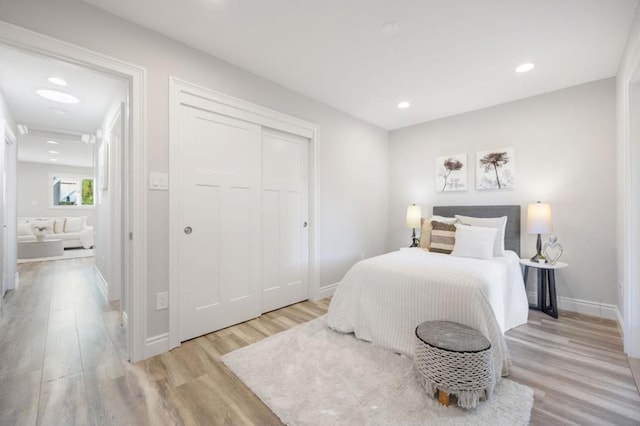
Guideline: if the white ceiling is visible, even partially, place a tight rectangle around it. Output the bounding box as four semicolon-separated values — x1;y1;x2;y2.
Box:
0;45;127;167
83;0;637;130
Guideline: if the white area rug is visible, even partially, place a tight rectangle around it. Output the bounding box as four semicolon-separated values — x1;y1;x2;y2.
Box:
222;317;533;426
18;248;94;263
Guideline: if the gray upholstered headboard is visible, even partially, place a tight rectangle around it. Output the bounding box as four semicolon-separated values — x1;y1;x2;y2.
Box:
432;205;521;256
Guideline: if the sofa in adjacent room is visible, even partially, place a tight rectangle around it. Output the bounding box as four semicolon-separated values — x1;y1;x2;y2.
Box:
17;216;94;249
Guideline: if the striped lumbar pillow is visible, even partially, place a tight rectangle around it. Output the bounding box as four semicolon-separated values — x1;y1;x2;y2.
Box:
430;220;456;254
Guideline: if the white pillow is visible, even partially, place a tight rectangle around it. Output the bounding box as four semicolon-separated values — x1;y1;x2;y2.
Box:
455;215;507;257
65;217;84;233
54;218;66;234
431;215;457;224
18;222;33;236
451;224;498;259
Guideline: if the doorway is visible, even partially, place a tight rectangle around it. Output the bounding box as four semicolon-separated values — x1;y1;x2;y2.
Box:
0;21;147;361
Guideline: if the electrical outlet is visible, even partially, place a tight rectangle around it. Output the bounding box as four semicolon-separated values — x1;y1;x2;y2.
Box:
156;292;168;310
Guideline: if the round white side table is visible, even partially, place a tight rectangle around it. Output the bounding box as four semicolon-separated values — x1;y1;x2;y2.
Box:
519;259;568;319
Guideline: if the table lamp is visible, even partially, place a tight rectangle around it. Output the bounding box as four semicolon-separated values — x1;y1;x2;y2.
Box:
527;201;552;262
406;204;422;247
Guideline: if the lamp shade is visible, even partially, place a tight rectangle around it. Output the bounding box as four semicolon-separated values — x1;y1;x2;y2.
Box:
527;202;552;234
406;204;422;228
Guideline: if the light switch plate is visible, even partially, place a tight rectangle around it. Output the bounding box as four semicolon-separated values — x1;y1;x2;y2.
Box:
156;292;168;310
149;172;169;190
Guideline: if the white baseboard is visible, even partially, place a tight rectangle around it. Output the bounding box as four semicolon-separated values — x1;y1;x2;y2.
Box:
527;291;620;320
317;282;339;299
94;265;108;301
146;333;169;358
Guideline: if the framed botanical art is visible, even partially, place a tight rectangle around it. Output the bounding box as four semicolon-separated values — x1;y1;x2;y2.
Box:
435;153;467;192
476;147;515;190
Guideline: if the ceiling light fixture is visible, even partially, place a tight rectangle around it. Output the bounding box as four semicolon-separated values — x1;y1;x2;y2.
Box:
48;150;59;154
381;22;400;37
46;140;59;145
36;89;79;104
398;101;410;109
47;76;67;86
516;63;535;73
50;108;66;115
49;158;58;162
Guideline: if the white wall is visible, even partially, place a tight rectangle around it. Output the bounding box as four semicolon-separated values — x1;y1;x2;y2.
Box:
94;93;126;300
616;5;640;355
17;161;94;225
0;0;389;338
389;78;617;306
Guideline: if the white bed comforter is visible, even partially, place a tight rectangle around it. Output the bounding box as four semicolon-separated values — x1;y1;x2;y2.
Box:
326;248;529;377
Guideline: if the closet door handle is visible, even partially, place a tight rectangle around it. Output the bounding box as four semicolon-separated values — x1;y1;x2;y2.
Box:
303;222;308;228
184;226;192;234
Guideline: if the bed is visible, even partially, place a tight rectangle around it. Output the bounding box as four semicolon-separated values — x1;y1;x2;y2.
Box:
325;205;529;379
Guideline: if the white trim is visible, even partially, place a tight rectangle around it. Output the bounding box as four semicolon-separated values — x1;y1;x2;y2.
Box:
0;20;148;362
94;265;108;301
526;291;621;320
316;283;339;300
622;36;640;357
145;333;169;358
168;77;319;350
13;272;19;291
122;310;129;327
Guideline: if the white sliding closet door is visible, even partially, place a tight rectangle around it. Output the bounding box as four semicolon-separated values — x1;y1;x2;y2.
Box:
178;106;262;342
261;129;309;313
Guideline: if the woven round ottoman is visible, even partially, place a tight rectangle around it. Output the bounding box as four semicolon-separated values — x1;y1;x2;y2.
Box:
414;320;496;409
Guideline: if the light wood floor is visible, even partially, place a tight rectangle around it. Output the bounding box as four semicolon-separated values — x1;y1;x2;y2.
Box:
2;259;639;425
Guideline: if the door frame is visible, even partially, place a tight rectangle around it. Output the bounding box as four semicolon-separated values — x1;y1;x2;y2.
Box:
1;118;17;301
620;34;640;358
168;77;319;350
0;20;149;362
623;79;640;358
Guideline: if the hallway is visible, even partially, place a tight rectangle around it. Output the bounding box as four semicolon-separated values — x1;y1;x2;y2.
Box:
0;258;160;424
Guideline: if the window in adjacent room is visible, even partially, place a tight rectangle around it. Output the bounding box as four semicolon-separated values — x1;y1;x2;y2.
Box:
50;173;94;207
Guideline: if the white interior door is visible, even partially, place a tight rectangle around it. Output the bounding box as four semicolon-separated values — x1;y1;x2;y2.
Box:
262;129;309;313
178;106;262;342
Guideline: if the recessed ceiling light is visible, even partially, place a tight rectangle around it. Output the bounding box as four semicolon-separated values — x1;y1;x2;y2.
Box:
47;76;67;86
515;63;535;73
398;101;410;109
49;158;58;162
48;150;59;154
382;22;400;37
36;89;79;104
50;108;66;115
46;140;59;145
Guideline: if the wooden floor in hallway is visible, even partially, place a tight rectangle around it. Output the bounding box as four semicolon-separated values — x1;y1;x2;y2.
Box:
0;258;142;425
1;258;639;425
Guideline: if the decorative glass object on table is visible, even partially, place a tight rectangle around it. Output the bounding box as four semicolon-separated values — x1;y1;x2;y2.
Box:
543;234;563;265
